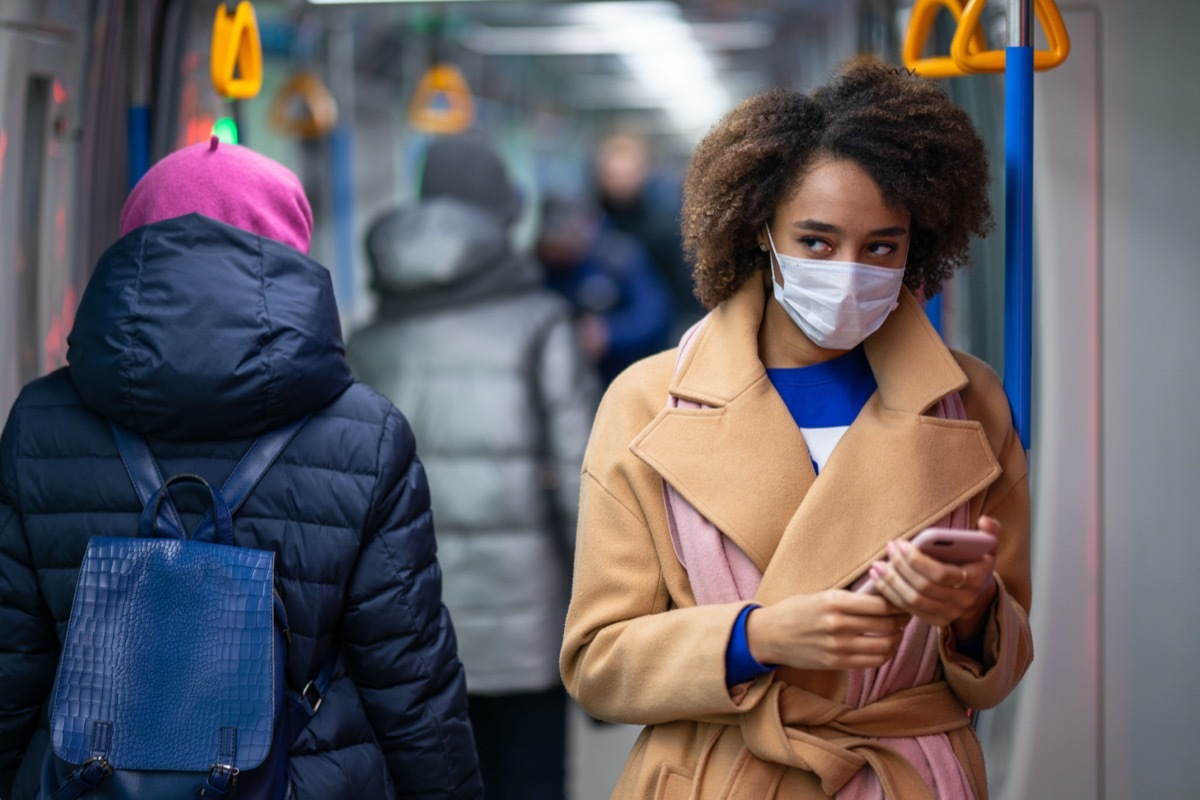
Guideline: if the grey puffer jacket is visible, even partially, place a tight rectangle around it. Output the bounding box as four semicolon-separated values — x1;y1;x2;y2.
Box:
348;198;599;694
0;215;482;798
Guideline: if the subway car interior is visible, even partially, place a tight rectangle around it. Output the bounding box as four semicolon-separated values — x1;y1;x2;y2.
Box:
1;0;1197;798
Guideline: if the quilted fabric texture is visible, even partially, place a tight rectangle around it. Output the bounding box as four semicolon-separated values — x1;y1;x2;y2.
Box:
0;215;482;799
52;537;276;769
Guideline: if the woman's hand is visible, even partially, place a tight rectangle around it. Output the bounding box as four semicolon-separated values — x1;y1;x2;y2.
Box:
870;516;1002;642
745;590;911;671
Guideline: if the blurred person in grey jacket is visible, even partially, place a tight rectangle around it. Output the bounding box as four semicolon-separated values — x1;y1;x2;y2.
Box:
347;135;599;800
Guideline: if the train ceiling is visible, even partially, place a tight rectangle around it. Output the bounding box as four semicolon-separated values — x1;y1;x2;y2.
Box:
286;0;895;148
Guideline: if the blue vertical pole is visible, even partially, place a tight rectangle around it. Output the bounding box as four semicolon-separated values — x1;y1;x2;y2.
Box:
1004;1;1034;449
330;124;357;312
128;106;150;190
328;20;357;316
925;292;945;337
128;2;150;190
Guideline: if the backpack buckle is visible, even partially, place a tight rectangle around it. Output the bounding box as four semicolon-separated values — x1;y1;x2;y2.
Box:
299;679;323;714
77;757;114;786
197;763;240;796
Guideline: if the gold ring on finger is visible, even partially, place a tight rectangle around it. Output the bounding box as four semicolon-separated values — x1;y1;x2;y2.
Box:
952;566;967;590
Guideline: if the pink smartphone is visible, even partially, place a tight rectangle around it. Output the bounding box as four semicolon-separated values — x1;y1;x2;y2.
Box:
908;527;997;564
855;528;996;594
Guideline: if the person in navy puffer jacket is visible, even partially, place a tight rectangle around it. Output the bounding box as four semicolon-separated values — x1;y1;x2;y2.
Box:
0;137;483;799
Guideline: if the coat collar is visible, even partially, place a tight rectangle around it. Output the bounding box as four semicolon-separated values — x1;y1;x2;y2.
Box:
667;274;970;414
630;276;1001;603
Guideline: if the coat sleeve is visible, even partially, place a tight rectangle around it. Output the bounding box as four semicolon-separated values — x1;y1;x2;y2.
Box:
0;410;58;795
939;358;1035;710
340;406;483;798
534;313;601;555
560;368;767;727
560;469;759;726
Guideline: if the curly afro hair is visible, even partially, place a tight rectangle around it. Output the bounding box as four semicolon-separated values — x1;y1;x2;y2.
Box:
681;56;993;308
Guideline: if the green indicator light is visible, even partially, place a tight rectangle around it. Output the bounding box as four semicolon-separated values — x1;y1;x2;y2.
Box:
212;117;239;144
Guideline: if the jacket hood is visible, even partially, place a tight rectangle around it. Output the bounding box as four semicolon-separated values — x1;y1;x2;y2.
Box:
419;135;524;227
67;213;354;440
365;198;542;313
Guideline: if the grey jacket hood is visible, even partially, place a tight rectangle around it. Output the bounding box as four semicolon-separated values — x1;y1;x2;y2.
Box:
365;198;542;314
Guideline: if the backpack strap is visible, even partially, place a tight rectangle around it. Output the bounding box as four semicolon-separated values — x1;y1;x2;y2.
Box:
191;415;309;540
109;416;309;541
288;652;340;733
110;422;186;539
51;757;113;800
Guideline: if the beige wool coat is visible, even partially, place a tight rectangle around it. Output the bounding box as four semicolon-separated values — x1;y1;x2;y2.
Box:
560;275;1033;800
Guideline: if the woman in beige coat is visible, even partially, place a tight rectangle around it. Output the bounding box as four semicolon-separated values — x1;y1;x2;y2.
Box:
560;57;1033;800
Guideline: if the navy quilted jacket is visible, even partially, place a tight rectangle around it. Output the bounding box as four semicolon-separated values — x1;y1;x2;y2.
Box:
0;215;483;799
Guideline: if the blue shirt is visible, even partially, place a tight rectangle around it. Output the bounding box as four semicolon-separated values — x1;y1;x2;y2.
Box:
766;345;878;474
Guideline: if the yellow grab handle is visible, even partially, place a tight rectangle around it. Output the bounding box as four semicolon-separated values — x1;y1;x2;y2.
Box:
269;72;339;139
408;63;475;135
902;0;988;79
211;1;263;100
950;0;1070;73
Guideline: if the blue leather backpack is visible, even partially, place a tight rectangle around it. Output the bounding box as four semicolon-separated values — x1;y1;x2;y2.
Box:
38;418;333;799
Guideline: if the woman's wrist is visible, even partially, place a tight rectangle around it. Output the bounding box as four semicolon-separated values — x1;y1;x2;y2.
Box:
745;605;777;666
951;574;998;641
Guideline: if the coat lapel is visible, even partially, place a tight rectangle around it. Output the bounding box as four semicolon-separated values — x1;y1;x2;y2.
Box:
630;281;812;572
753;290;1002;604
631;280;1002;602
753;393;1000;604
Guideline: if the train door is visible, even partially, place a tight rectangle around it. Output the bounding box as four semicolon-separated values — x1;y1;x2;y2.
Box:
0;1;93;419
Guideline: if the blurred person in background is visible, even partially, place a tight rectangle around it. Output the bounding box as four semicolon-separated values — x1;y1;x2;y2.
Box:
0;138;481;799
347;135;599;800
592;126;704;337
536;192;673;385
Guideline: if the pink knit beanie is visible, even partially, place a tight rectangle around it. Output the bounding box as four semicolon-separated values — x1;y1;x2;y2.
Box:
119;136;314;253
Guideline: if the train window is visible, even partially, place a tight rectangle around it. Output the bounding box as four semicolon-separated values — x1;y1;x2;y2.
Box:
17;75;50;388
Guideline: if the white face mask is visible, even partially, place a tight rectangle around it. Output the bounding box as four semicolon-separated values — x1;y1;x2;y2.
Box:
765;226;904;350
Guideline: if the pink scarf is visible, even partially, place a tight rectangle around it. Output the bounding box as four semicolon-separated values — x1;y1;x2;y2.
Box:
662;317;975;800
